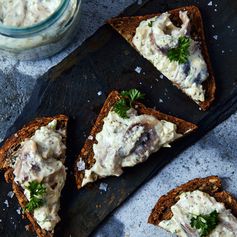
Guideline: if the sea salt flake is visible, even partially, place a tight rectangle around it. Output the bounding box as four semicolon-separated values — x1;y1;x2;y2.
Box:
16;208;21;215
208;1;212;6
4;200;9;208
88;135;93;140
97;91;102;96
213;35;218;40
135;66;142;74
99;183;108;192
137;0;142;5
160;74;164;79
214;9;217;12
227;25;231;29
211;24;215;28
77;158;85;171
159;98;164;103
221;50;225;53
7;191;14;199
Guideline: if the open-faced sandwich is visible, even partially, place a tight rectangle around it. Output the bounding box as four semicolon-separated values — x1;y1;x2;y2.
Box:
74;89;197;189
148;176;237;236
108;6;216;110
0;115;68;237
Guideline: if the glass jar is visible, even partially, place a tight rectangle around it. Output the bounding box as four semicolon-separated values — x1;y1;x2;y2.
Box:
0;0;81;60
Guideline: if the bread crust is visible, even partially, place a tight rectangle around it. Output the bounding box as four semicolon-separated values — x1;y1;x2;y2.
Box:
0;114;68;237
74;90;197;189
148;176;237;227
107;6;216;111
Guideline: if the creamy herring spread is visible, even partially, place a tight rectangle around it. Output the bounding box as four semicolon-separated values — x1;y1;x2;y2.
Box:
12;120;66;231
81;109;181;186
132;11;209;102
159;190;237;236
0;0;61;27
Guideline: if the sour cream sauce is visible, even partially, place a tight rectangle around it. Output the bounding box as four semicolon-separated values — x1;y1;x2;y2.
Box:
0;0;61;27
159;190;237;236
12;120;66;231
132;11;209;103
82;109;181;186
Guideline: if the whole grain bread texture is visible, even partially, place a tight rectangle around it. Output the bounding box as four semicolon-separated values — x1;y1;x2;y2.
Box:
74;90;197;189
108;6;216;111
0;114;68;237
148;176;237;227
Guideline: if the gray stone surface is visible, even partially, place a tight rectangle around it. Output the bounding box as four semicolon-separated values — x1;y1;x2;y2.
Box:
0;1;236;237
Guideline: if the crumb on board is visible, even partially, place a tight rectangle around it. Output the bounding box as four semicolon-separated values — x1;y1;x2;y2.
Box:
16;207;21;215
4;200;9;208
7;191;14;199
99;182;108;192
88;135;93;140
160;74;164;79
97;91;102;96
137;0;142;5
207;1;212;6
134;66;142;74
213;35;218;40
77;158;86;171
159;98;164;103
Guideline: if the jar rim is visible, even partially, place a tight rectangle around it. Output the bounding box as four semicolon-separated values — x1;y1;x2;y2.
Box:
0;0;70;37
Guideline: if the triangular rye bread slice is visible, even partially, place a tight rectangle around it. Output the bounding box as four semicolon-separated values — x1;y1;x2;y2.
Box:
0;114;68;237
74;91;197;189
148;176;237;227
108;6;216;111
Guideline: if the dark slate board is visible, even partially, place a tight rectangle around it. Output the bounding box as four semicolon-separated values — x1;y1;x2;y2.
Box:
1;0;237;236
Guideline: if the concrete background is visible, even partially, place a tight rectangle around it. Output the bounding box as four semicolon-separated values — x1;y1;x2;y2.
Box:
0;1;236;237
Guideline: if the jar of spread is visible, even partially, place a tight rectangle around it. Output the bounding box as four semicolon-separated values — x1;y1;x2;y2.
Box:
0;0;81;60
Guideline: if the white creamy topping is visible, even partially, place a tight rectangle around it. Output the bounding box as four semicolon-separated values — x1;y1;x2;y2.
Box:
159;190;237;236
12;120;66;231
0;0;61;27
132;11;209;102
82;109;181;186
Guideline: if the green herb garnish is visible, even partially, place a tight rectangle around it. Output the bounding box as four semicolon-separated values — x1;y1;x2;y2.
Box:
113;89;145;118
148;21;153;27
190;210;219;237
167;36;191;64
24;181;46;212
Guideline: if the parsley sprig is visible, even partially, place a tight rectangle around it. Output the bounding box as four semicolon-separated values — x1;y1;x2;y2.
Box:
190;210;219;237
148;21;154;27
24;181;46;212
167;36;191;64
113;89;145;118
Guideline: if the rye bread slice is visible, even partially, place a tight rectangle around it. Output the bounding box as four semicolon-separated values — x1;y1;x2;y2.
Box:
0;114;68;237
74;90;197;189
148;176;237;227
107;6;216;111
